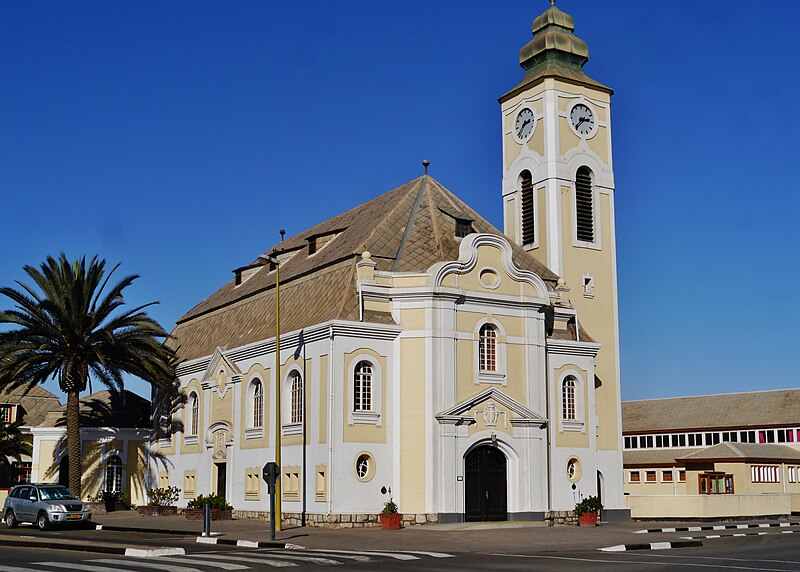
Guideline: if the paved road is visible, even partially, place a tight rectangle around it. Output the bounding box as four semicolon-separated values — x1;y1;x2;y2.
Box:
2;532;800;571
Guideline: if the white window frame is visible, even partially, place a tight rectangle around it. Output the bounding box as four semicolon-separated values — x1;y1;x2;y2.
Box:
245;378;264;439
104;453;124;493
348;354;382;427
558;370;585;432
473;319;507;386
282;367;304;436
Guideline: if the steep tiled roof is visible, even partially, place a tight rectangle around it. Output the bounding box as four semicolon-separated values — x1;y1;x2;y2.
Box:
38;389;150;429
171;176;561;363
0;385;62;427
622;389;800;434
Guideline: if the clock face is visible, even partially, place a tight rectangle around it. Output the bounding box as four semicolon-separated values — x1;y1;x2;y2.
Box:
570;103;595;136
515;107;535;141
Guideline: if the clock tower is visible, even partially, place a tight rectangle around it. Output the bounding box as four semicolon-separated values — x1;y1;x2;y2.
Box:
500;1;626;516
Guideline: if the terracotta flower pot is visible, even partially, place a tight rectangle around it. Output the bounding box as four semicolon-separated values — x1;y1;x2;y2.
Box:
578;511;598;527
379;513;402;530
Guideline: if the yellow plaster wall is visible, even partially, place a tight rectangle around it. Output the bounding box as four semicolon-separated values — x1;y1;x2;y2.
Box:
182;379;204;454
127;440;146;505
35;440;58;481
343;349;387;444
625;493;792;520
400;308;426;331
399;338;426;512
319;355;328;444
240;365;270;450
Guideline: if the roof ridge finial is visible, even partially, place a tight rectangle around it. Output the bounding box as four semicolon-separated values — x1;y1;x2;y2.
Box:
550;0;555;5
422;159;430;175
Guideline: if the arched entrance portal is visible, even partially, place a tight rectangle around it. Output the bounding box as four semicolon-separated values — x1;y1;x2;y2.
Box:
464;445;507;521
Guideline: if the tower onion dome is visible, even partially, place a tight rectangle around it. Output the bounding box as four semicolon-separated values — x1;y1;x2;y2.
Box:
501;1;611;101
521;1;589;70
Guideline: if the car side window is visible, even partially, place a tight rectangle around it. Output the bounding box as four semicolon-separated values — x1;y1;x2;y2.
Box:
16;487;29;500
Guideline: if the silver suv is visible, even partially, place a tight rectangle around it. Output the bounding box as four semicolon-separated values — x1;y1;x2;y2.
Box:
3;483;92;530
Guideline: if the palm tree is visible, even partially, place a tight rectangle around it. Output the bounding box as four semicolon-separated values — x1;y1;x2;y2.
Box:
0;254;178;496
0;419;32;474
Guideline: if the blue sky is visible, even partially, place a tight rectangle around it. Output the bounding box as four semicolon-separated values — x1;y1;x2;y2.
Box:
1;1;798;402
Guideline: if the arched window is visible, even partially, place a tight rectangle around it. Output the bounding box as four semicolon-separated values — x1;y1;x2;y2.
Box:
562;377;576;420
188;392;199;436
252;380;263;428
289;372;303;424
353;361;373;412
479;324;497;372
575;166;594;242
105;455;123;493
519;170;535;245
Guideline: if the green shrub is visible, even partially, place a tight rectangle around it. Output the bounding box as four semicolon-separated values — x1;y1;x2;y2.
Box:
574;495;602;516
187;493;231;510
146;486;181;507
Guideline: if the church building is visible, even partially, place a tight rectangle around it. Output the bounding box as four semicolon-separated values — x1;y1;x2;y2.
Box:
155;2;629;525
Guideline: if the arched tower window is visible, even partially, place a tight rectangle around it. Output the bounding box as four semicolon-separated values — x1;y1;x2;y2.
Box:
575;166;594;242
252;380;263;428
188;392;199;436
354;361;373;412
519;170;535;245
105;455;123;493
562;376;576;420
479;324;497;372
289;372;303;424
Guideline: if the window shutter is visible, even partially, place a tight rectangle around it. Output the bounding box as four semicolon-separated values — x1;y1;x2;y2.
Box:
520;171;535;245
575;167;594;242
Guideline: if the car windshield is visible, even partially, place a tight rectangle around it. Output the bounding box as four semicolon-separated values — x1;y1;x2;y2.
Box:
38;486;78;501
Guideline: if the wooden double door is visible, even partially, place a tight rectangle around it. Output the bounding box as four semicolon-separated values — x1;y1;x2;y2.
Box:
464;445;507;521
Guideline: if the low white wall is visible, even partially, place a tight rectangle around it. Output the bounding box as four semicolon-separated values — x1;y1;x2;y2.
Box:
625;494;791;519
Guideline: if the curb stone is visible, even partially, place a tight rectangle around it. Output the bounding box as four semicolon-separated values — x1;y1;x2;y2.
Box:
599;540;703;552
0;535;185;558
196;536;286;548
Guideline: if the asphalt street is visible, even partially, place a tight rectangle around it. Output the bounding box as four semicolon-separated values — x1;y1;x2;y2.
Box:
2;528;800;571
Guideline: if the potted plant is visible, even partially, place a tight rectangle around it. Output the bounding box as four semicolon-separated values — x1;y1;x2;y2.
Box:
378;487;402;530
99;490;124;513
138;486;181;516
185;494;233;520
574;495;602;527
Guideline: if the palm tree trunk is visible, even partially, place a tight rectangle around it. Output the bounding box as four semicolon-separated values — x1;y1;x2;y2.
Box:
66;391;82;496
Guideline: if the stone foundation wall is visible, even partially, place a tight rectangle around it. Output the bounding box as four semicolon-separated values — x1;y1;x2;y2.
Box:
546;510;578;526
230;510;439;528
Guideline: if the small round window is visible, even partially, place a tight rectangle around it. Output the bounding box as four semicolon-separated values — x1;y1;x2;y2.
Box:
354;452;375;482
566;457;581;483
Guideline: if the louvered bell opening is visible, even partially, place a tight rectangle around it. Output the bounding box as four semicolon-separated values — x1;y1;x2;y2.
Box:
455;218;473;238
575;168;594;242
520;174;535;245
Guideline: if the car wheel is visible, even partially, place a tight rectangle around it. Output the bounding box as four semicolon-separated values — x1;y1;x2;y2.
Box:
36;511;50;531
5;510;18;529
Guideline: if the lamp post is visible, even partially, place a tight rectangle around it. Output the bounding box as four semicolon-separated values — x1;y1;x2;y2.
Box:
262;253;282;532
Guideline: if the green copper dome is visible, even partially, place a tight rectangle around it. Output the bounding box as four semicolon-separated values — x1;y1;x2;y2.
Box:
499;1;611;102
520;1;589;70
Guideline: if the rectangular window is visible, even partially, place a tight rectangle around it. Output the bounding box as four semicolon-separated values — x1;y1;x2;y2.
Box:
646;436;654;448
13;461;32;483
751;465;780;483
315;466;327;501
688;434;696;447
0;406;12;424
282;468;301;501
645;471;657;483
183;472;196;498
699;472;734;495
788;467;796;483
777;429;786;443
671;435;679;447
629;471;640;483
661;470;673;483
788;430;795;443
679;434;686;447
639;436;647;449
678;470;686;483
245;469;261;501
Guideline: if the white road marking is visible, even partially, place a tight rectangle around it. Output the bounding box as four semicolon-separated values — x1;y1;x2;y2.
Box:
196;537;218;544
232;553;341;566
661;528;676;533
91;558;203;572
270;550;371;562
688;526;702;531
35;563;142;572
303;549;418;560
125;547;185;558
628;552;800;566
198;554;297;567
139;556;250;570
489;553;795;570
375;550;453;558
0;566;45;572
237;540;259;547
649;542;672;550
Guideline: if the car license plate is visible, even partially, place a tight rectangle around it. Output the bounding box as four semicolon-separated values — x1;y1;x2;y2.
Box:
67;514;82;520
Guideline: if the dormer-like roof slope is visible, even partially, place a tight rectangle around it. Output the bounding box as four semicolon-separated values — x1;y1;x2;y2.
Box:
0;385;62;427
38;389;150;429
171;175;560;363
622;388;800;434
